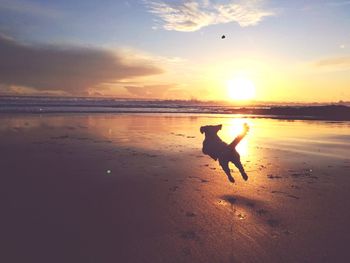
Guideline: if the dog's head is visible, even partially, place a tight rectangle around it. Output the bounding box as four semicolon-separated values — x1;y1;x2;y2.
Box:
200;124;222;136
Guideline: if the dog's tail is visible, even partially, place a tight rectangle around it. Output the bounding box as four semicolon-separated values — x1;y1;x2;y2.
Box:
229;123;249;149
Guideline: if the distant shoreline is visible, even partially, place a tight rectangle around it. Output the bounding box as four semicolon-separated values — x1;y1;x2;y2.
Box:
0;96;349;121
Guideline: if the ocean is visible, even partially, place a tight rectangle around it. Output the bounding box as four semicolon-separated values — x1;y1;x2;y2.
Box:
1;96;349;121
0;96;288;114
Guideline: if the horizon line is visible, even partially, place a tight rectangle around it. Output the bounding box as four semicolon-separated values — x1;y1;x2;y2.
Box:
0;94;349;105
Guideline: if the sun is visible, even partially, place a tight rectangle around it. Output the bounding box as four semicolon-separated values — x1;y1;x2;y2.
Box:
227;77;256;101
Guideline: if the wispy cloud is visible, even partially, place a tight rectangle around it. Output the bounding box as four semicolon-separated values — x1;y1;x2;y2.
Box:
146;0;275;32
314;56;350;70
125;84;174;97
0;35;163;95
124;84;189;99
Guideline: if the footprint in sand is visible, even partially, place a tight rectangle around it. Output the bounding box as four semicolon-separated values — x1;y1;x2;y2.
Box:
284;230;293;235
271;190;300;200
267;174;282;179
256;208;268;215
180;231;199;241
51;135;69;139
237;213;246;220
290;168;313;178
245;202;255;208
75;137;89;141
169;186;179;192
267;218;280;228
185;212;196;217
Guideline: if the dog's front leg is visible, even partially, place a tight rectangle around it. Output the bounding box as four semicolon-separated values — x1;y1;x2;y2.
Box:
219;159;235;183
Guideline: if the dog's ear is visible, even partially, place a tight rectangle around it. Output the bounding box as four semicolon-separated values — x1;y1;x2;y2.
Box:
200;126;204;134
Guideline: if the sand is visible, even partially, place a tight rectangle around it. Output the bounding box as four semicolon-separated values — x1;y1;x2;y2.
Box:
1;113;350;263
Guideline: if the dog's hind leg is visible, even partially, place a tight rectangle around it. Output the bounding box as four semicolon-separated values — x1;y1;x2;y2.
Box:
232;160;248;181
219;159;235;183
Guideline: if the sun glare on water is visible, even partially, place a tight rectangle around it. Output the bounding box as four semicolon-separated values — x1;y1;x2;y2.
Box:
227;77;256;101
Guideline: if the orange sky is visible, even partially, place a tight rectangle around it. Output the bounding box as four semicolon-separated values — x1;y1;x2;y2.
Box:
0;0;349;102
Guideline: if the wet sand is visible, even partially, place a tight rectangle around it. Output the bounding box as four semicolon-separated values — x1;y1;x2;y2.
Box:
1;114;350;263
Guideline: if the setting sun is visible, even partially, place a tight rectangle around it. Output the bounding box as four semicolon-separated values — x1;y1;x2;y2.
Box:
227;77;256;101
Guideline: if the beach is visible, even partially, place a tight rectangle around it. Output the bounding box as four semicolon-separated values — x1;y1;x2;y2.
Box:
1;113;350;263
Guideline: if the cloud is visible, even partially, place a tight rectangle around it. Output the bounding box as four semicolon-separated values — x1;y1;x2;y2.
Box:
0;35;163;95
124;84;189;98
314;56;350;70
146;0;275;32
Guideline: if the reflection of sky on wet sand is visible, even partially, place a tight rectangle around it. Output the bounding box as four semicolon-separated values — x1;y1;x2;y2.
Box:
1;114;350;160
2;113;350;262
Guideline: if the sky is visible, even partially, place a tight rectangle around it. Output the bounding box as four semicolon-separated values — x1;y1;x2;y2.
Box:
0;0;349;102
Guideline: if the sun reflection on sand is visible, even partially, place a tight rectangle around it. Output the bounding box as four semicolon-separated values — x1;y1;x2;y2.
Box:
2;114;349;160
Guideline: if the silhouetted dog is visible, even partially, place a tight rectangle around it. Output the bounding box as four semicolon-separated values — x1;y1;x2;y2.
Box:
200;123;249;183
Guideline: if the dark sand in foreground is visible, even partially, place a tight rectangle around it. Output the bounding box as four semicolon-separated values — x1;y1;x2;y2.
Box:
1;114;350;263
